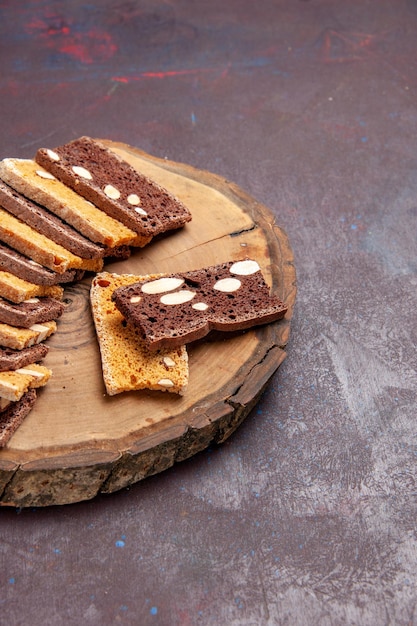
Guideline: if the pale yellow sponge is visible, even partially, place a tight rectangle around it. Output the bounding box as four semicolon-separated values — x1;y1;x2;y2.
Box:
90;272;188;396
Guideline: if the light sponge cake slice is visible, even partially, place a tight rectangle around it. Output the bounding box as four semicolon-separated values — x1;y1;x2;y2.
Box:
0;363;52;402
0;158;147;248
90;272;188;396
0;207;103;274
0;271;63;303
0;320;57;350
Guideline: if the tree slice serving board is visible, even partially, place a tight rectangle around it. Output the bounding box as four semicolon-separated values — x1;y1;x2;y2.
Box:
0;141;296;507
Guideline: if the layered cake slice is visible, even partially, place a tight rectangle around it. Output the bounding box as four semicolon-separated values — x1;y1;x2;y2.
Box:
0;296;65;328
0;207;103;274
0;388;37;447
0;158;144;248
0;244;83;286
112;260;288;351
35;136;192;240
90;272;188;395
0;179;105;259
0;320;56;350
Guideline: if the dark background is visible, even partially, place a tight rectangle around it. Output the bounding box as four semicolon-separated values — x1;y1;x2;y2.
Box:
1;1;417;624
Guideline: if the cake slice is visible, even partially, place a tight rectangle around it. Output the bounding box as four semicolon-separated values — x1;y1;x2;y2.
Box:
0;363;51;401
35;136;192;239
0;320;56;350
90;272;188;395
112;260;288;351
0;271;63;303
0;244;82;286
0;344;49;372
0;179;106;259
0;296;65;328
0;158;144;248
0;207;103;274
0;388;37;447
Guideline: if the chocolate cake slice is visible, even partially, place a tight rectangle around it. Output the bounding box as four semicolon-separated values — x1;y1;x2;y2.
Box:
112;260;288;351
0;296;65;328
35;136;192;239
0;344;49;372
0;387;37;447
0;244;82;286
0;179;105;259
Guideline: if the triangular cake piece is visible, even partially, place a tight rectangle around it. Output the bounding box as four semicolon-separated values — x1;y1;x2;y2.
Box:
111;260;288;352
35;136;192;240
90;272;188;396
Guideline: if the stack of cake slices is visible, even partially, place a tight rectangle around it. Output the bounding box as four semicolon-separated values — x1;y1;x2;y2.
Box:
0;136;192;446
0;135;289;449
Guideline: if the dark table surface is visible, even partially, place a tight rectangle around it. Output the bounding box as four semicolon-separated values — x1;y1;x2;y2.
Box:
1;1;417;624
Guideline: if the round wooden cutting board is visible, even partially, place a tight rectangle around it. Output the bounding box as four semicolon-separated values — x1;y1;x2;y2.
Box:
0;141;296;507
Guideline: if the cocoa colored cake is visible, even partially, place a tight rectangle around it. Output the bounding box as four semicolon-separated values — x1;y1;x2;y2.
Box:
0;387;37;447
35;136;192;239
0;244;82;286
0;344;49;372
112;259;288;351
0;296;65;328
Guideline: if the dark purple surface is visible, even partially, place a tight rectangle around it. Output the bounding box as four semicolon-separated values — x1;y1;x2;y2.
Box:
1;1;417;624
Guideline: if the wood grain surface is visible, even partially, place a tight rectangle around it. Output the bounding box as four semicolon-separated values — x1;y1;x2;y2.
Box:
0;142;296;507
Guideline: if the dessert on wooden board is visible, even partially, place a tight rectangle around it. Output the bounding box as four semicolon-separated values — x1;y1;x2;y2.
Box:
90;272;189;396
0;135;196;445
35;136;192;241
0;158;143;248
111;260;288;351
0;178;106;260
0;135;289;466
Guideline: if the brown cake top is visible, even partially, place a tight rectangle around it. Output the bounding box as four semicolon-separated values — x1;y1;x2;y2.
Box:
111;260;288;351
35;136;192;239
